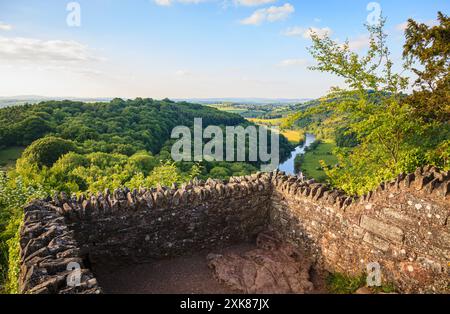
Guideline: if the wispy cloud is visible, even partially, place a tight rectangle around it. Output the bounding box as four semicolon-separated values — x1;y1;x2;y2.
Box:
395;18;439;32
0;36;102;62
234;0;277;6
154;0;207;6
283;26;332;39
175;69;192;76
395;21;409;32
240;3;294;26
345;35;370;51
154;0;172;5
283;25;368;51
277;58;308;67
0;22;13;31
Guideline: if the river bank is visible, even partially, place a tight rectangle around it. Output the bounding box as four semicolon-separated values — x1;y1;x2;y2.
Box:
278;133;316;175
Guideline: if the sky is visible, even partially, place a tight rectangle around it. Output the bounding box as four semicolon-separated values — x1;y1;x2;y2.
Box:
0;0;448;99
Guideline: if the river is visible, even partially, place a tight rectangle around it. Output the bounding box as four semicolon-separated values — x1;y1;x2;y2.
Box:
278;133;316;175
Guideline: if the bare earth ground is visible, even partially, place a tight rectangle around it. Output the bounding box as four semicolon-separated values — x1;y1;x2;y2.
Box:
93;242;328;294
93;243;254;294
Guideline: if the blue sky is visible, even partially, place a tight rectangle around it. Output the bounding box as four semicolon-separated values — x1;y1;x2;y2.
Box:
0;0;448;99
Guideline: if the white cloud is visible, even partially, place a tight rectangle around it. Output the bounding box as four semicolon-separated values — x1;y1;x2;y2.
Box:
154;0;172;5
283;26;332;39
240;3;294;26
282;26;303;36
395;22;408;32
277;58;308;67
0;36;102;63
395;19;439;32
313;18;321;23
154;0;207;5
36;64;103;76
346;35;370;51
234;0;277;6
0;22;12;31
175;69;192;76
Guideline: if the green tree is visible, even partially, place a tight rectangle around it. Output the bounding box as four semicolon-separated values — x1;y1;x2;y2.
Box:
18;136;77;168
403;12;450;122
307;16;448;195
209;166;231;179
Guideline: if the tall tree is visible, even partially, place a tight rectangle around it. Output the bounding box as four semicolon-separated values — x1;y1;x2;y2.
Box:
403;12;450;122
306;15;449;195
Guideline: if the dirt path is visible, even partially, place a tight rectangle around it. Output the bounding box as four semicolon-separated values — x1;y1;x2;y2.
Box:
93;242;328;294
94;244;254;294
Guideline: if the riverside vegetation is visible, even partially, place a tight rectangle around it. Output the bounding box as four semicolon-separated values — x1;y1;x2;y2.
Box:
284;13;449;194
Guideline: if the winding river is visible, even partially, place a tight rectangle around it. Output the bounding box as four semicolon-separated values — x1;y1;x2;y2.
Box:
278;133;316;175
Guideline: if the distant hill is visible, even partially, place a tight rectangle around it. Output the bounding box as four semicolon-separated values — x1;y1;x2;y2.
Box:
0;96;113;108
175;98;312;105
0;96;312;109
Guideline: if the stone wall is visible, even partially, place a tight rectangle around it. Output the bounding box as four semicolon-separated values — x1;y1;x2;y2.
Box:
18;166;449;294
19;201;101;294
68;174;271;265
270;165;449;293
18;173;272;293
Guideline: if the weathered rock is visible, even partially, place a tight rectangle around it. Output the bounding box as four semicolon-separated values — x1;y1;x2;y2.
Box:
207;232;314;294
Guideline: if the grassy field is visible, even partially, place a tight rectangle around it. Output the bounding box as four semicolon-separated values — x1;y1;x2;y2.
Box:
297;141;338;182
247;118;305;145
0;147;24;169
207;104;248;114
247;117;283;126
280;129;305;145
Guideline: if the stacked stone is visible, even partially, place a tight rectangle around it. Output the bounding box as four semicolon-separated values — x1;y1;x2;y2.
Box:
271;170;355;209
19;200;101;294
270;166;449;293
50;172;272;220
19;166;449;294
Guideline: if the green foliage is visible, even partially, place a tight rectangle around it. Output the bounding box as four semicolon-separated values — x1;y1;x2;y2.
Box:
5;218;21;294
0;171;47;293
403;12;449;123
0;147;24;169
209;166;231;179
326;273;366;294
371;282;397;294
335;127;359;148
304;15;449;195
0;99;247;156
294;140;338;182
326;272;397;294
19;136;77;168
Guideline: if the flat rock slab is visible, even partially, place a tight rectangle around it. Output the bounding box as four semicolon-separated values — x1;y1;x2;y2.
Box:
207;232;315;294
93;243;254;294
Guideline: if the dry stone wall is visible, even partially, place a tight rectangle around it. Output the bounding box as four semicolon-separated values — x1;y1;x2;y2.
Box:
19;166;449;294
18;173;272;293
270;165;449;293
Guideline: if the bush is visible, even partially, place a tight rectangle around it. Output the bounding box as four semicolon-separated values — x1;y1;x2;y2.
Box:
19;136;77;168
0;172;47;293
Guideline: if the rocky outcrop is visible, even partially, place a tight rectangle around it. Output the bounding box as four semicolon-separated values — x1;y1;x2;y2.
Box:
18;166;449;294
207;232;314;293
